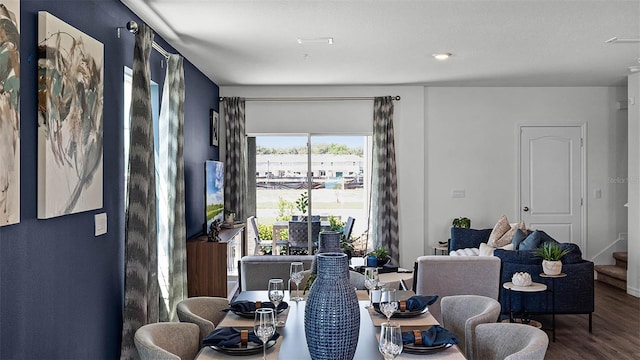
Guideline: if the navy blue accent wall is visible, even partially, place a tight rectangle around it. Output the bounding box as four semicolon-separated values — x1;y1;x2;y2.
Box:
0;1;219;358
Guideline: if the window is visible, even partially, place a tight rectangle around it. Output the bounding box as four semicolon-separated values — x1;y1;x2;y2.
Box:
253;135;370;255
123;67;171;305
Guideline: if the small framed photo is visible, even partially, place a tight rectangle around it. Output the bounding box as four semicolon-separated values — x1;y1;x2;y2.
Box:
210;109;219;146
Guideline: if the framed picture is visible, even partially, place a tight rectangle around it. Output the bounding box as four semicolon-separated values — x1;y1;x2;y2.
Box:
210;109;219;146
37;11;104;219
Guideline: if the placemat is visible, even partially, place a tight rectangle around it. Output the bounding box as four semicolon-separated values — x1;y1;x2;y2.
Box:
367;306;439;327
195;336;283;360
218;307;290;328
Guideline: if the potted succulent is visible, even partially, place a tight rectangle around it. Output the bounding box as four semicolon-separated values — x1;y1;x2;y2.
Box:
534;242;570;275
367;247;390;267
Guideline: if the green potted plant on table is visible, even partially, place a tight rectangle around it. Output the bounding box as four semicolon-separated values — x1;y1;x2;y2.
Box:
534;242;570;276
367;247;390;267
295;192;308;220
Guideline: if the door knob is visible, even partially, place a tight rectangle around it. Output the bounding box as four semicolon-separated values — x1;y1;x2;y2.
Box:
523;206;529;212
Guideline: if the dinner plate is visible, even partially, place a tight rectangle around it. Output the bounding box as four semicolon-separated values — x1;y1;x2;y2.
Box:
373;304;428;318
402;342;453;354
232;308;285;319
210;339;277;355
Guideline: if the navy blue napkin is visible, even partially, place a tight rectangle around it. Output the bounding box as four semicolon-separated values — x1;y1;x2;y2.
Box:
223;300;289;313
404;295;438;312
202;327;280;347
401;325;458;346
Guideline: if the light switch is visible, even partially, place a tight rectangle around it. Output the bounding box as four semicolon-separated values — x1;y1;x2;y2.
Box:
95;213;107;236
594;189;602;199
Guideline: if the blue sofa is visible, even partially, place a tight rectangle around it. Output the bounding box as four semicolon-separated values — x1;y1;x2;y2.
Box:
450;227;594;331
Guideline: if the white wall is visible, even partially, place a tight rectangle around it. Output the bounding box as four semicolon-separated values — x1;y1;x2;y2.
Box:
627;74;639;297
221;86;425;269
425;87;628;263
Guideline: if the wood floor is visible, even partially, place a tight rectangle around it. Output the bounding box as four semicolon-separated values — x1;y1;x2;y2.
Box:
541;280;640;359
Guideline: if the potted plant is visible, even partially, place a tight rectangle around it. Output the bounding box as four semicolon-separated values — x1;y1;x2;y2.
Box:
367;247;390;267
295;192;308;220
452;217;471;228
534;242;570;275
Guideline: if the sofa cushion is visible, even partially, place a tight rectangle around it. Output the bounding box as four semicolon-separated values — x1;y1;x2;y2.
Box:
517;230;542;251
450;228;492;251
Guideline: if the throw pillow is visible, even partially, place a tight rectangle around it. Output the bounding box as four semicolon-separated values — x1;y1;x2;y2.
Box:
494;220;526;248
518;230;542;251
487;215;511;247
511;229;528;249
479;243;495;256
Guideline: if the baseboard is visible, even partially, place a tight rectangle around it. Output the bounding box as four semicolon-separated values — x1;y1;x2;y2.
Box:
627;285;640;298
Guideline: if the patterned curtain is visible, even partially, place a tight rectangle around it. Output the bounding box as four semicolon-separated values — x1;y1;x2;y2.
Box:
120;24;158;360
157;54;187;322
371;96;399;265
223;97;248;222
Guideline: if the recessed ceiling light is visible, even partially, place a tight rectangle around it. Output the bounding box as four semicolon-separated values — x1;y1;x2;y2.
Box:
432;53;452;60
605;37;640;44
297;37;333;45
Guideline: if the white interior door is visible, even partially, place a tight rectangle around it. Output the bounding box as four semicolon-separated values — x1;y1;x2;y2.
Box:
520;125;584;246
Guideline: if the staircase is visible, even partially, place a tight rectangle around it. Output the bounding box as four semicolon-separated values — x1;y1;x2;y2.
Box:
595;252;628;290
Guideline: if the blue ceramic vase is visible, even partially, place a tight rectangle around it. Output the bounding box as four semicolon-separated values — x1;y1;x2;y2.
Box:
310;231;342;275
304;252;360;360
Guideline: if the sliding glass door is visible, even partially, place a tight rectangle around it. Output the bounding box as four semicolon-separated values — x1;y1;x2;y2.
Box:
254;135;370;255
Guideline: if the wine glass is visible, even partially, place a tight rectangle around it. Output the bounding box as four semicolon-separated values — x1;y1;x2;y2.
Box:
364;267;379;309
268;278;285;326
289;262;304;302
380;288;398;323
379;322;403;360
254;308;276;360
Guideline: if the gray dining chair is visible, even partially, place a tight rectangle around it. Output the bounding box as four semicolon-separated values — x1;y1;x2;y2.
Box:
441;295;501;360
134;322;200;360
288;220;320;254
248;216;288;255
176;296;228;343
474;323;549;360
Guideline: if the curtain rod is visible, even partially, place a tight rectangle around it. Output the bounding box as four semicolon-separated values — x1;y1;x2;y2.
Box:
218;95;401;102
125;21;171;59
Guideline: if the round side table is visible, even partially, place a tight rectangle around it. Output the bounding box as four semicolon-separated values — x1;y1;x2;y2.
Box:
540;272;566;342
502;281;547;329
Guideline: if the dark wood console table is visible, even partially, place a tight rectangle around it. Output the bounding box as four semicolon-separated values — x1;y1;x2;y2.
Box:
186;226;244;297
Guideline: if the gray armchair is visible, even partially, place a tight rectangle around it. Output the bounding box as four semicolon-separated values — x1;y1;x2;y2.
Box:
441;295;501;360
176;297;228;343
474;323;549;360
134;322;199;360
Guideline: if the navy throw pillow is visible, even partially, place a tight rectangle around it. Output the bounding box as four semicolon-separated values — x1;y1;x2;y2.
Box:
511;229;528;250
518;230;542;251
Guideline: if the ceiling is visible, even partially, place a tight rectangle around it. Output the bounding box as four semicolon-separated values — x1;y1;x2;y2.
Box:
121;0;640;87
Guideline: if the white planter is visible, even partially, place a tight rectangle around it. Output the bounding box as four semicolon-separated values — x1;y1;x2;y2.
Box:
542;260;562;276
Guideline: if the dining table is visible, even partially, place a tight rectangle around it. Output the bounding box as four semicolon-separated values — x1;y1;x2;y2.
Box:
195;290;465;360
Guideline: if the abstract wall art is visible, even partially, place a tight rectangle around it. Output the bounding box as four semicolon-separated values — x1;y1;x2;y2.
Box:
37;11;103;219
0;1;20;226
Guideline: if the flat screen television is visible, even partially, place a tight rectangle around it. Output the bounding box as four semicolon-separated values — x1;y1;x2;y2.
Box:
205;160;224;230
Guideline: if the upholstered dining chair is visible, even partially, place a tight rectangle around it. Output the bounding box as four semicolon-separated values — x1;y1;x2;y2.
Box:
474;323;549;360
134;322;200;360
176;296;229;343
441;295;501;360
248;216;288;255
